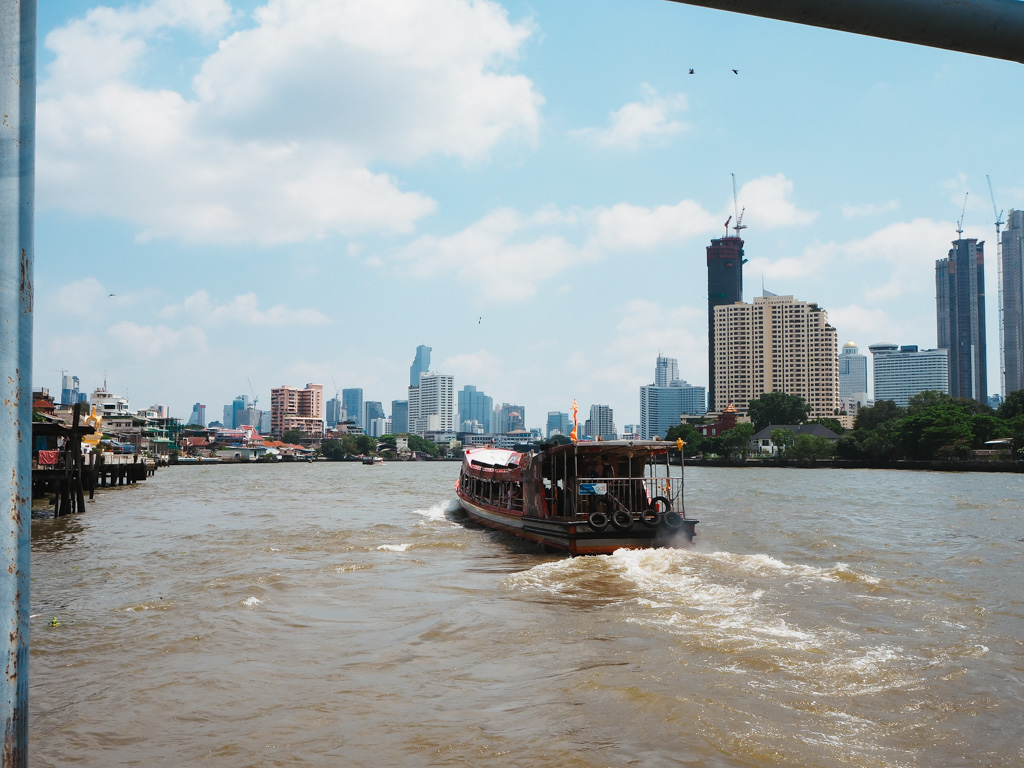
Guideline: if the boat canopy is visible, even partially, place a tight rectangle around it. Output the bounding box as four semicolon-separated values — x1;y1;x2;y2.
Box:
465;447;522;469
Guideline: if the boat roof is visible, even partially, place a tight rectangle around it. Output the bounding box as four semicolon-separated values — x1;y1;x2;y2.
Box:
465;440;675;464
544;440;674;457
464;447;522;468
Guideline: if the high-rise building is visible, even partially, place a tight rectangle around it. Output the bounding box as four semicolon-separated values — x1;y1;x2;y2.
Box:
409;372;454;433
713;293;838;418
391;400;409;434
640;354;706;439
364;401;385;427
410;345;431;388
583;404;616;440
640;382;707;439
936;238;987;403
231;395;249;429
492;403;526;434
342;388;364;428
654;355;679;387
458;385;493;433
707;233;745;415
60;374;86;406
223;405;233;428
546;411;570;438
1002;210;1024;395
187;403;206;427
325;397;344;428
270;383;324;438
838;342;869;400
869;343;949;407
236;405;261;429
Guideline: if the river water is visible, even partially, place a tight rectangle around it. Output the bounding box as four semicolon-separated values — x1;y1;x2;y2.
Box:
29;462;1024;767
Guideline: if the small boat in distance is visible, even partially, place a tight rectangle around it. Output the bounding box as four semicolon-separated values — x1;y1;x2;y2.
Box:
361;455;384;465
456;440;697;555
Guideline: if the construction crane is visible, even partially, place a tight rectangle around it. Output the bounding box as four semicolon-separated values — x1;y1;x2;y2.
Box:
988;174;1005;397
731;173;747;237
247;377;259;408
956;192;968;238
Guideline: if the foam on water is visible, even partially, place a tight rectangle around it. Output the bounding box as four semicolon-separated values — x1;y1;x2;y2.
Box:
377;543;410;552
242;596;262;607
412;497;461;525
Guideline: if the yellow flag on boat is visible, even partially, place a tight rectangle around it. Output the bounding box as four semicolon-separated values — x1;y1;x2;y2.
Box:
570;399;578;443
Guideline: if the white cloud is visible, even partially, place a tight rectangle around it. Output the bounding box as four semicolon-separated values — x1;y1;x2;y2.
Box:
37;0;541;244
570;84;688;150
592;199;719;251
107;322;208;360
738;174;817;229
841;199;900;218
387;207;598;302
826;305;894;346
160;291;329;326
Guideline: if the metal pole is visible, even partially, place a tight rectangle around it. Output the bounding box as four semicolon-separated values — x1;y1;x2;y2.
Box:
0;1;35;765
665;0;1024;64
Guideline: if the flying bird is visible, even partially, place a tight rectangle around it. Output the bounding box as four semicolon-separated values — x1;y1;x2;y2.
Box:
732;69;738;74
478;316;482;324
108;293;116;297
688;68;694;74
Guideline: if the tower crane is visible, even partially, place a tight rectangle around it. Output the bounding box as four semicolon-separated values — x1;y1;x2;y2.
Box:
988;174;1005;397
731;172;747;237
247;377;259;408
956;192;968;238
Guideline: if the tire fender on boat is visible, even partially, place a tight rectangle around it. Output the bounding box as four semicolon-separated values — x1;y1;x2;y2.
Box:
610;508;633;531
587;511;609;531
639;508;661;528
650;495;672;514
662;510;683;530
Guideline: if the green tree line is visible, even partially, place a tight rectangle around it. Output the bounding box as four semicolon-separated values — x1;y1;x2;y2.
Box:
664;389;1024;463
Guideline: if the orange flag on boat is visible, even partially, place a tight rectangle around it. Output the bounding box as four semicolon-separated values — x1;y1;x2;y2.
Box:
570;399;578;443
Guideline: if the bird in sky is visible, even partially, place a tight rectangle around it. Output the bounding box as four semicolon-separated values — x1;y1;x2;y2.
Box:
688;68;694;74
108;293;116;297
732;69;738;74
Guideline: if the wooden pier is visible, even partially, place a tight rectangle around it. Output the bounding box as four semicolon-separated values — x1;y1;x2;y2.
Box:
31;408;159;517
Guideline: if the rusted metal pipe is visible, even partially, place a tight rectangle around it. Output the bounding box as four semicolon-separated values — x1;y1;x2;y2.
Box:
665;0;1024;64
0;2;35;765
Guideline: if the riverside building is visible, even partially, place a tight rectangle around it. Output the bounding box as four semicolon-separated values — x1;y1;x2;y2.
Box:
869;343;949;408
712;293;839;419
270;383;324;438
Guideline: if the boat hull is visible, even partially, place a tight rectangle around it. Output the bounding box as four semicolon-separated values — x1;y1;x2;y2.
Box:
457;493;696;556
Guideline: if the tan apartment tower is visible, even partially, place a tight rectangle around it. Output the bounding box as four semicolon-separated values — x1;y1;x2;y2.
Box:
713;294;838;418
270;383;324;439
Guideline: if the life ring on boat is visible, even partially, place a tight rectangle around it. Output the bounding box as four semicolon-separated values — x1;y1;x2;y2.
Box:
662;511;683;531
639;508;661;528
650;495;672;514
587;511;609;531
610;509;633;531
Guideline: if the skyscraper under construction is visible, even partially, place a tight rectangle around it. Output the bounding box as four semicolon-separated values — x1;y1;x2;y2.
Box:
936;237;987;403
706;233;744;411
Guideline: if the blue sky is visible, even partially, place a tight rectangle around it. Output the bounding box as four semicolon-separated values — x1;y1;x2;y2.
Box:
31;0;1024;429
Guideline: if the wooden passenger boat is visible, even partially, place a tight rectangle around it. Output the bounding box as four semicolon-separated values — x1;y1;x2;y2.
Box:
456;440;697;555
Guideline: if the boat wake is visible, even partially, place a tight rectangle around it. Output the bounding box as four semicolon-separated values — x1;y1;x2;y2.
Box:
503;548;907;684
411;498;462;526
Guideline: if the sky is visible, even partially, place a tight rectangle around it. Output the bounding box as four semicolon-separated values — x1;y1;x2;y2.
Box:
30;0;1024;430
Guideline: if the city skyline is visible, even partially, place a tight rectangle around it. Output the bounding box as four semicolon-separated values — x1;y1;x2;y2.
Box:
30;1;1024;429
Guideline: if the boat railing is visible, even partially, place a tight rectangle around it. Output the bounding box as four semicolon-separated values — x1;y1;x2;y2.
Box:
571;475;685;518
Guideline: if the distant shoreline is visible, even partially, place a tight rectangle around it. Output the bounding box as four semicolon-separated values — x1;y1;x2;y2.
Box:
686;458;1024;473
